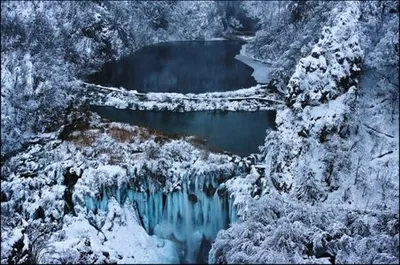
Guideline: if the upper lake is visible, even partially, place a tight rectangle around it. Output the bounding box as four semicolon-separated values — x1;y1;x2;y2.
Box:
87;40;258;93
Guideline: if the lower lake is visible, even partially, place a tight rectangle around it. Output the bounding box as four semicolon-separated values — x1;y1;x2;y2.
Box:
91;106;276;156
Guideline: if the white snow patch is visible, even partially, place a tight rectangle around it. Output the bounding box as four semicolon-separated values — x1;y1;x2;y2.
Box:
235;45;271;84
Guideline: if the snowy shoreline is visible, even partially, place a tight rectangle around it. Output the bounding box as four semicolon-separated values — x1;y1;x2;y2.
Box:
81;40;284;112
83;82;283;112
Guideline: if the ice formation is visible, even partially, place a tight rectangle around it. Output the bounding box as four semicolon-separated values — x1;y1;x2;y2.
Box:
83;174;238;263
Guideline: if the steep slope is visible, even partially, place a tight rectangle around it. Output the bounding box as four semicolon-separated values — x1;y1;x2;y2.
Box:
210;2;399;264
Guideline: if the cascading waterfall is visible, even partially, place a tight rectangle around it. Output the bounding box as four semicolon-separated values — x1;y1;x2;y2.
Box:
83;174;238;263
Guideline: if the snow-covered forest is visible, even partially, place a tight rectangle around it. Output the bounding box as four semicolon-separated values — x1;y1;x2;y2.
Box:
1;1;399;264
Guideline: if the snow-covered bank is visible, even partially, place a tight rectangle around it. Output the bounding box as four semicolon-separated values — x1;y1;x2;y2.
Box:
84;82;283;112
234;45;272;84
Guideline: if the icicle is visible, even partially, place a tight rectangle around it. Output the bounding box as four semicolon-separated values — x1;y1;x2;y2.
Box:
84;196;95;212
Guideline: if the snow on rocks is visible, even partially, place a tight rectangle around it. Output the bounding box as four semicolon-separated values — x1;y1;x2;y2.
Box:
38;199;180;264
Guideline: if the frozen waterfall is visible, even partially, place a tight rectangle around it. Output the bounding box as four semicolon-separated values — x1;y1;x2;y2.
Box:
83;174;238;263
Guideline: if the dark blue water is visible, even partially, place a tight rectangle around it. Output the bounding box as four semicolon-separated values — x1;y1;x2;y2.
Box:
91;106;275;156
87;41;257;93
